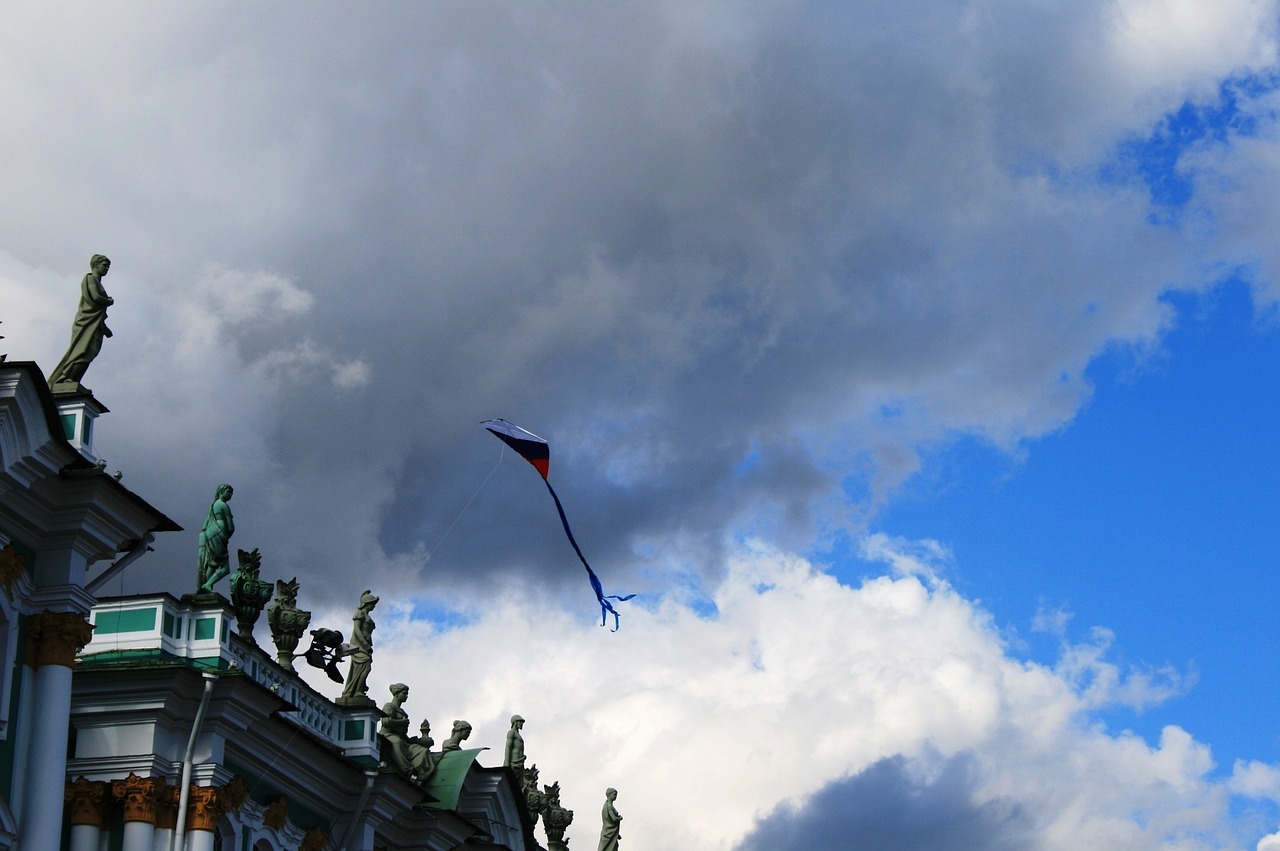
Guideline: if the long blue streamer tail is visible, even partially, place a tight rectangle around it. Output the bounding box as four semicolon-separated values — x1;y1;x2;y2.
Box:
544;479;635;630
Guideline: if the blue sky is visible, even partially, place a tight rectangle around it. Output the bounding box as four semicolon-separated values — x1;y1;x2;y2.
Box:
872;278;1280;768
7;3;1280;848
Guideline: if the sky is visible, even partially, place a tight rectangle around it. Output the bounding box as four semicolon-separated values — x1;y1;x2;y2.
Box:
5;2;1280;848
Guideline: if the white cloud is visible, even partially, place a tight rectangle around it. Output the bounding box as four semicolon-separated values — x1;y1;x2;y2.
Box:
5;5;1280;843
283;539;1277;850
1;2;1277;601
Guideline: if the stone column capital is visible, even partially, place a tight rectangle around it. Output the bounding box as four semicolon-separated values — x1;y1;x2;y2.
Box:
187;785;222;832
64;777;109;827
25;610;93;668
111;773;160;824
154;780;179;830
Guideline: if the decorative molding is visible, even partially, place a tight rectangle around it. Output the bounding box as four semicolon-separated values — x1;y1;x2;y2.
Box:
0;545;24;603
110;773;160;824
64;777;109;827
219;775;250;814
25;610;93;667
301;825;330;851
263;795;289;831
186;785;222;832
154;781;179;830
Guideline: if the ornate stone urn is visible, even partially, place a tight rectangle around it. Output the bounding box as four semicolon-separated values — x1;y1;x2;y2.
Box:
542;781;573;851
266;578;311;672
228;548;273;643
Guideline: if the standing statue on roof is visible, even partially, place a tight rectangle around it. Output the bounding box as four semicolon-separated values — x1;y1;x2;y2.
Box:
197;484;235;594
49;255;114;391
338;590;378;705
598;788;622;851
504;714;526;772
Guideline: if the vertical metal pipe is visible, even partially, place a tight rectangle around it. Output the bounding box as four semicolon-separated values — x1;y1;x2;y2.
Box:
171;672;216;851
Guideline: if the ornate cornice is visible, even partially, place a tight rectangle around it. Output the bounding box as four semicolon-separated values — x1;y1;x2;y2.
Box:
25;610;93;668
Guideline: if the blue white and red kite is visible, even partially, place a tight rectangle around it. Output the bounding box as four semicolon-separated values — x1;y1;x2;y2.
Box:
482;418;635;630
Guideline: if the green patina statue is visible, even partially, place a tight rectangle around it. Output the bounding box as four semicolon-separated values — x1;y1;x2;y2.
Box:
379;685;438;785
197;484;235;593
504;714;526;772
229;548;273;642
523;765;545;826
49;255;114;390
338;590;378;704
440;719;472;752
267;578;311;672
543;781;573;851
598;788;622;851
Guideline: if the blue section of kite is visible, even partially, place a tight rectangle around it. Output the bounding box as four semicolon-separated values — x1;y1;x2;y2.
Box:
482;419;635;630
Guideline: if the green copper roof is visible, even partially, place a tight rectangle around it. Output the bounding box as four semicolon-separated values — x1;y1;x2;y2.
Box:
416;748;486;811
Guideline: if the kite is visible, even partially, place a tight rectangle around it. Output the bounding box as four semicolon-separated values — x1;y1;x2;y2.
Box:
482;418;635;630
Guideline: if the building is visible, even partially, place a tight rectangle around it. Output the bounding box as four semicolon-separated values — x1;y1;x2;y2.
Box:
0;345;558;848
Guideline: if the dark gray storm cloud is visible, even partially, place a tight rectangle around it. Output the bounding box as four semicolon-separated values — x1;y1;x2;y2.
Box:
1;2;1272;605
736;754;1035;851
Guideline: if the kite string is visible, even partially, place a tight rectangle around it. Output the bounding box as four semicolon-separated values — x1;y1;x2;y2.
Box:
425;443;505;560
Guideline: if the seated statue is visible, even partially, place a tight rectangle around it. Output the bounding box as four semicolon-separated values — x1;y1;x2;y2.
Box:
379;685;437;785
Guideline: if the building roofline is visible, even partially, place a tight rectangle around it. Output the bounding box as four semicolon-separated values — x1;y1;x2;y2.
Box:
3;360;181;533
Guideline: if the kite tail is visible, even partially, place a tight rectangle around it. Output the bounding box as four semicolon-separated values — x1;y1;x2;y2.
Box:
544;479;635;631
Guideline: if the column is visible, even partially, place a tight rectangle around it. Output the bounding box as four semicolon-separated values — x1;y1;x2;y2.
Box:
112;773;161;850
185;785;221;851
19;610;94;850
64;777;108;851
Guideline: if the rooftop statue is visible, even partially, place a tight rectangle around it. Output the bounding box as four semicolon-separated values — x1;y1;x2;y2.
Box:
379;685;438;785
267;578;311;672
407;718;437;784
504;714;526;771
543;781;574;851
598;788;622;851
197;484;235;594
301;627;346;682
381;683;415;772
523;764;545;826
49;255;114;391
229;547;272;642
440;719;472;752
338;590;378;705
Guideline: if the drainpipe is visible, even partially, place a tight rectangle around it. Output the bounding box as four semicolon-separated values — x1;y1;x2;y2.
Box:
171;671;217;851
337;769;378;851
